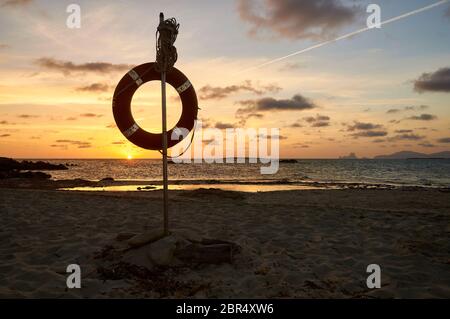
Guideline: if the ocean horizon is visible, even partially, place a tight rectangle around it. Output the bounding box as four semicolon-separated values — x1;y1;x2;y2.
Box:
22;158;450;188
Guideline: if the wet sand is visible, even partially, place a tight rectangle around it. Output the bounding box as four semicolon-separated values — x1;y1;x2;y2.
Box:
0;187;449;298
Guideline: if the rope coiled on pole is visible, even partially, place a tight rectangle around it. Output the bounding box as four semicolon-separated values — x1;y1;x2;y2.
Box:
154;14;197;159
155;16;179;73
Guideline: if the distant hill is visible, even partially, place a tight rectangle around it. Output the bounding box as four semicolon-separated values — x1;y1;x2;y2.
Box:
374;151;450;159
431;151;450;158
339;152;358;159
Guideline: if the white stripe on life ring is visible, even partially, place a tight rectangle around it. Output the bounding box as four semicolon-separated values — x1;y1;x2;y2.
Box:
177;80;191;94
123;123;139;138
128;70;143;86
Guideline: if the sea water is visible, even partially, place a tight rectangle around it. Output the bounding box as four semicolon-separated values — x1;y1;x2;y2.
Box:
30;158;450;188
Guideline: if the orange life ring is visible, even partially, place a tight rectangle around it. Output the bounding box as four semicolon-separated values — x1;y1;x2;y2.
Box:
112;62;198;150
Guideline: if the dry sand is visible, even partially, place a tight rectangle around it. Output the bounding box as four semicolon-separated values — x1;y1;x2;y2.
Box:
0;187;449;298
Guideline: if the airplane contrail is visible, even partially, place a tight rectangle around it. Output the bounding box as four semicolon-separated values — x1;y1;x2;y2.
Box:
237;0;449;74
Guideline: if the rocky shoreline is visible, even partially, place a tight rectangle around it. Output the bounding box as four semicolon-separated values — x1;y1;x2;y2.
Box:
0;157;68;179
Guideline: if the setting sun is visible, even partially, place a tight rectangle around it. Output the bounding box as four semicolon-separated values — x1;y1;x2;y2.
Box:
127;154;133;160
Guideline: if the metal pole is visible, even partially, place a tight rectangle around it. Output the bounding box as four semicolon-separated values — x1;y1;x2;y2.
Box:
160;13;169;236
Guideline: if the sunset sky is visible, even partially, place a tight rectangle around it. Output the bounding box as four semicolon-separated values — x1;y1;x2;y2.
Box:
0;0;449;159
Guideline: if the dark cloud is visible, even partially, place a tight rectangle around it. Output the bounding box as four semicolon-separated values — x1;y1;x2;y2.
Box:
395;129;413;134
407;114;437;121
66;117;77;121
35;58;133;75
214;122;236;129
18;114;39;119
55;139;81;143
386;109;400;114
346;121;382;131
76;83;110;93
386;105;428;114
303;114;330;128
1;0;32;7
414;127;438;132
199;81;281;100
236;94;316;125
238;94;316;112
112;141;125;145
55;139;92;149
106;123;117;128
418;142;435;148
0;120;13;125
0;43;10;49
351;131;388;138
80;113;103;118
246;113;264;119
304;114;330;123
405;105;428;111
389;134;424;141
237;0;358;40
437;137;450;143
414;67;450;93
258;133;288;140
294;144;309;149
289;122;302;128
372;139;385;143
302;114;330;128
312;121;330;127
0;134;11;137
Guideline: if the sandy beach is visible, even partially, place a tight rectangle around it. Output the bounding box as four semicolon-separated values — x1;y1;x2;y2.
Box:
1;186;449;298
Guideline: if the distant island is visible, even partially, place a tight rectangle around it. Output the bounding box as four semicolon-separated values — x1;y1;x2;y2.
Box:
338;151;450;160
374;151;450;159
339;152;358;159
